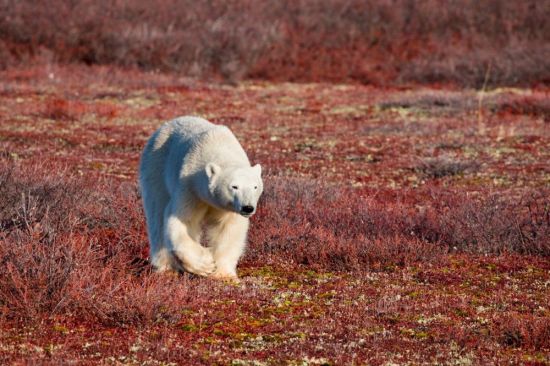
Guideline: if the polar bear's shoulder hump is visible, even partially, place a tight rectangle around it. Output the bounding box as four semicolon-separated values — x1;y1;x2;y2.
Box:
194;124;237;148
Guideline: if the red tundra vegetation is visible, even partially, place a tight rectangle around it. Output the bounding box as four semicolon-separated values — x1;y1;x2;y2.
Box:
0;64;548;364
0;1;549;364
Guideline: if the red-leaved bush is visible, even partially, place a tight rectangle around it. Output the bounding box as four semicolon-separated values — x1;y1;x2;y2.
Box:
495;314;550;350
0;163;198;325
248;177;549;270
1;163;548;325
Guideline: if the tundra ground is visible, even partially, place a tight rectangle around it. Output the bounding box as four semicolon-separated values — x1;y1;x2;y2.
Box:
0;65;548;365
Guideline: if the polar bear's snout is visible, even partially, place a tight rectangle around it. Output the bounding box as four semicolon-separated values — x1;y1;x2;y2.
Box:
231;187;259;217
241;205;255;216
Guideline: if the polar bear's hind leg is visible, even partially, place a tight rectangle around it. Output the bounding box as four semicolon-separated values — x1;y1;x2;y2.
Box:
141;176;174;272
140;125;180;272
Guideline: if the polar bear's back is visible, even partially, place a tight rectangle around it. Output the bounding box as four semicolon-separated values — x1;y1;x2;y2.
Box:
170;116;216;139
166;116;249;170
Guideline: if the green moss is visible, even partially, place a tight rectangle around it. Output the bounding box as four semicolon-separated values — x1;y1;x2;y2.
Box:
453;308;469;317
213;329;225;336
52;325;68;334
181;324;198;332
317;290;336;300
400;328;429;340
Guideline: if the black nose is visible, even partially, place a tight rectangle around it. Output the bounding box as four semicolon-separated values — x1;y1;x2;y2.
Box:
241;205;254;214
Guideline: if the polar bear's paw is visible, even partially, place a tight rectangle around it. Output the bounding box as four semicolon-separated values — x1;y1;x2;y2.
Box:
151;249;178;273
210;269;239;282
173;247;217;277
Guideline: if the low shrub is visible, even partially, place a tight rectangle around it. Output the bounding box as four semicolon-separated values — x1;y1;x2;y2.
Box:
1;163;547;324
248;177;549;269
0;163;194;325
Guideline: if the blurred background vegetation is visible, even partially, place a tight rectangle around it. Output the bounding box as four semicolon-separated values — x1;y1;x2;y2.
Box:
1;0;549;86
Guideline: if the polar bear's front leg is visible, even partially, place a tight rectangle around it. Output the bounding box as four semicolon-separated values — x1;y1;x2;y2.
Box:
207;214;249;279
151;247;176;272
164;204;216;277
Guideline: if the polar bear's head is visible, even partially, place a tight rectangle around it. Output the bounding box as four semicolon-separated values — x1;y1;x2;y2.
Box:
206;163;263;217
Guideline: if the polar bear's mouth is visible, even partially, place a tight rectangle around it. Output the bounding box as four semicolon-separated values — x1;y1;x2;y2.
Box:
239;210;254;218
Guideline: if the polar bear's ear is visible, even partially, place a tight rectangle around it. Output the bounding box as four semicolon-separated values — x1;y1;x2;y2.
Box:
252;164;262;176
206;162;221;179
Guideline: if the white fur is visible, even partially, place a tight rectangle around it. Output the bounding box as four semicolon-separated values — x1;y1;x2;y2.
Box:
139;116;263;279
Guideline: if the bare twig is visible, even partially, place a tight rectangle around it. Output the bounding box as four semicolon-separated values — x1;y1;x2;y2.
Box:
477;61;492;134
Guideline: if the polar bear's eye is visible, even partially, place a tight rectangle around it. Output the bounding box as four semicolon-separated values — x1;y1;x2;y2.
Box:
231;185;239;190
254;186;258;190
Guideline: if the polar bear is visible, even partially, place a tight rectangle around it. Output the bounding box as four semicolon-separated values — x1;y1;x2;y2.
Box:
139;116;263;279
